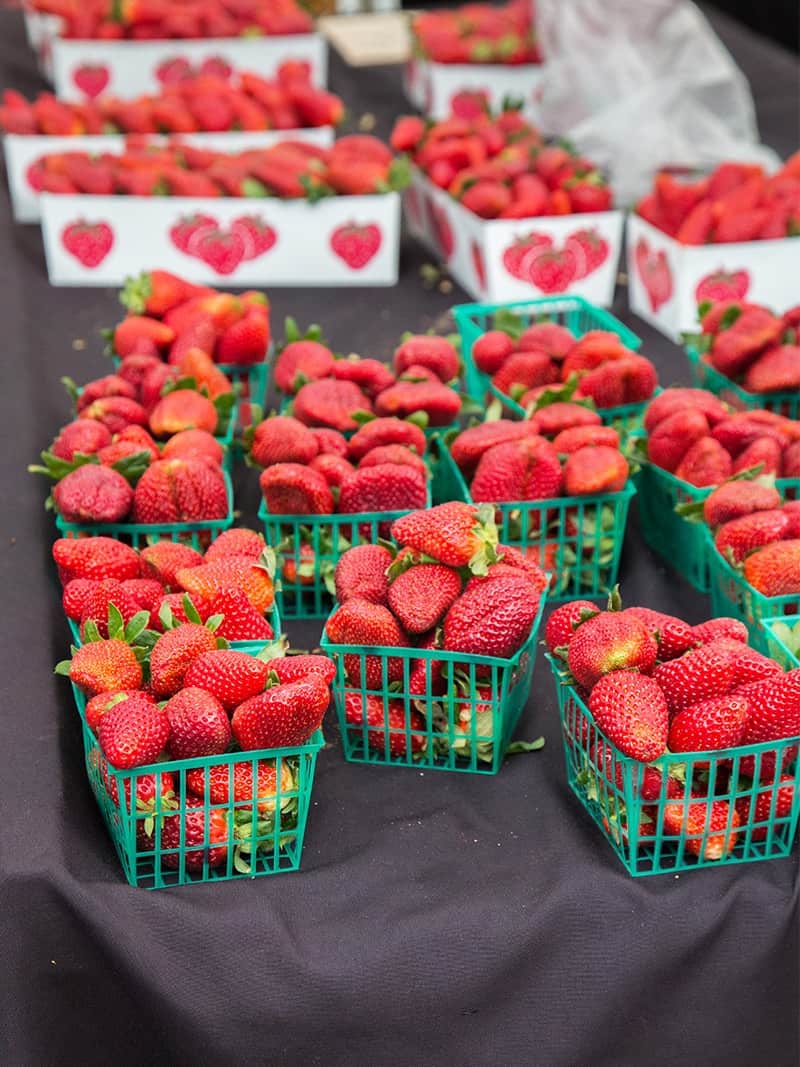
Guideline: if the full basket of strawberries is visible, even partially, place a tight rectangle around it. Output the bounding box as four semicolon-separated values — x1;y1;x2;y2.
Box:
435;409;635;598
546;594;800;875
320;502;547;774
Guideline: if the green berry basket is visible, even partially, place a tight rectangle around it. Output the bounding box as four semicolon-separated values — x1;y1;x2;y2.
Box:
55;469;235;549
72;682;322;889
319;595;545;775
259;487;432;619
547;656;800;876
685;344;800;419
761;616;800;670
217;360;270;437
706;532;800;654
431;438;634;600
452;296;647;434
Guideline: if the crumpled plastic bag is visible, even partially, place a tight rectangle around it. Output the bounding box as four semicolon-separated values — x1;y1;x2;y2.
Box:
534;0;781;204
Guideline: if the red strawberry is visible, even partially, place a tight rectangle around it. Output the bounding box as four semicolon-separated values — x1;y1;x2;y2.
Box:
563;445;628;496
250;415;319;468
85;689;150;734
267;655;336;687
394;336;459;384
492;351;558;398
673;436;732;487
215;309;270;365
653;644;736;718
184;650;269;711
388;563;462;635
51;420;112;461
53;536;139;585
77;397;149;433
662;799;740;859
338;464;427;515
157;593;206;628
735;777;796;841
163;686;231;759
140;541;204;588
391;501;498;571
63;578;99;621
330;358;395;399
348;418;426;463
442;577;540;659
293;379;371;432
274;340;335;395
160;797;228;872
532;402;602;437
204;528;265;563
325;598;407;687
567;611;657;689
471;436;563;503
76;375;136;412
310;453;355;488
588;671;668;761
132;458;228;525
732;436;782;477
176;555;275;615
149;622;219;698
358;445;426;477
552;425;620;454
471;330;516;375
449;420;539;476
374;380;461;427
61;219;113;267
643;388;729;434
330;223;381;269
203;588;274;643
344;692;426;757
310;428;349;457
692;618;748;644
518;323;576;360
712;640;782;685
647;409;710;473
668;694;749;753
260;463;334;515
714;510;789;563
65;638;143;696
545;601;598;653
701;482;782;526
624;606;697;661
53;464;133;524
79;580;144;639
97;695;169;770
743;346;800;393
334;544;393;605
120;578;164;612
231;676;329;749
743;541;800;596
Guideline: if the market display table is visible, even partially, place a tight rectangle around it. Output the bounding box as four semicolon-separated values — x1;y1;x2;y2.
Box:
0;7;797;1065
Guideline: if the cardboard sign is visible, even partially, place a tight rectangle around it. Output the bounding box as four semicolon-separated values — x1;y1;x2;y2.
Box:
403;58;546;120
318;12;410;66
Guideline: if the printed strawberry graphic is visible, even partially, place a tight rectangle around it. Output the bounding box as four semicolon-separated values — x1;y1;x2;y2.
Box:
634;238;673;311
566;228;609;280
199;56;233;79
528;247;577;293
26;160;45;191
72;63;110;99
330;223;382;269
694;269;750;303
61;220;113;268
450;88;490;120
231;215;277;261
471;240;487;291
502;232;552;280
427;199;454;259
155;56;194;85
169;214;217;254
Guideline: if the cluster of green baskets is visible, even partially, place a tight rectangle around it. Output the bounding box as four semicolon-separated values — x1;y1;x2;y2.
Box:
685;344;800;419
548;658;800;876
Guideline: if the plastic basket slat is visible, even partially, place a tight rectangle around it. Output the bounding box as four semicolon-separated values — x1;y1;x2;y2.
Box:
686;344;800;419
761;616;800;671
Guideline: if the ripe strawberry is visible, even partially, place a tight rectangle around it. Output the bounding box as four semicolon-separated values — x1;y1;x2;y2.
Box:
732;435;782;477
149;623;219;698
388;564;462;635
157;593;206;628
471;436;563;502
443;577;540;659
79;580;144;639
743;541;800;596
139;541;203;588
250;415;318;468
394;335;459;383
344;692;427;757
132;458;228;524
185;759;296;817
177;554;275;615
53;464;133;524
782;441;800;480
259;463;334;515
184;650;269;711
374;380;461;427
76;374;137;412
160;797;229;872
674;435;733;487
80;396;148;434
231;676;329;749
203;588;274;643
63;578;99;621
392;501;499;571
358;445;427;477
348;418;426;463
567;612;657;689
65;639;143;696
274;340;335;394
310;428;349;456
492;351;558;397
338;464;428;515
267;655;336;687
735;777;796;841
449;420;539;476
163;686;231;759
97;694;169;769
493;544;549;593
331;357;395;398
643;388;729;434
149;389;218;437
114;315;174;357
712;413;790;457
662;799;740;859
121;270;195;317
647;409;710;472
472;330;515;375
714;510;789;563
162;429;224;468
743;345;800;393
692;618;749;644
216;310;269;366
545;601;598;653
334;544;393;605
702;481;782;526
668;694;749;753
588;671;668;761
53;536;139;584
51;419;112;461
204;527;265;562
531;402;602;437
624;606;697;661
120;578;165;613
293;379;371;432
309;453;355;488
653;644;736;717
713;640;782;685
85;689;151;733
552;425;620;454
326;597;407;687
563;445;628;496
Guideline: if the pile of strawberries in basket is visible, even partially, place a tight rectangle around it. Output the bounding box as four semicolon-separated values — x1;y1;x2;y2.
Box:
549;597;800;857
410;0;541;65
690;299;800;394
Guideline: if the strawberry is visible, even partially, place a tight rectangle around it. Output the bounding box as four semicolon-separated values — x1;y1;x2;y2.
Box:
334;544;393;605
73;396;147;436
274;340;335;395
53;464;133;524
250;415;319;469
442;577;540;659
121;578;164;613
741;670;800;756
492;544;548;592
162;686;231;760
358;445;427;478
714;510;789;563
449;420;538;476
374;380;461;427
260;463;334;515
132;458;228;524
185;759;296;818
624;606;697;661
643;389;729;434
552;425;620;454
63;579;99;621
387;564;462;635
711;413;790;457
79;581;144;639
735;777;796;841
743;345;800;393
567;611;657;689
293;379;371;432
588;671;668;761
204;527;265;562
61;633;144;695
310;428;349;457
545;601;598;653
647;409;710;472
701;481;782;526
160;797;228;872
653;644;736;717
471;436;563;502
492;351;558;398
391;502;499;571
714;640;782;686
76;375;137;412
338;464;427;515
732;436;782;477
344;692;427;757
516;323;575;359
121;269;195;316
266;655;336;687
743;541;800;596
668;694;749;753
310;453;355;487
51;420;112;461
149;622;219;698
348;418;426;463
113;316;174;357
177;554;275;615
577;355;657;407
662;799;740;859
472;330;515;375
139;541;203;588
97;694;169;770
331;358;395;399
203;588;274;643
326;597;407;687
393;336;459;384
781;442;800;480
176;350;233;401
673;436;732;487
84;690;146;734
184;650;269;711
563;445;628;496
149;390;218;437
532;402;602;437
231;677;329;749
53;536;139;584
692;618;749;644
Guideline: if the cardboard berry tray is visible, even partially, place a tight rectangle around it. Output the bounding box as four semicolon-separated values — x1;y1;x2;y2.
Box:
49;34;327;101
5;128;334;224
403;56;546;122
626;213;800;341
39;190;402;286
685;343;800;421
761;616;800;671
547;657;800;876
320;596;545;774
432;439;634;601
404;168;624;305
72;683;323;889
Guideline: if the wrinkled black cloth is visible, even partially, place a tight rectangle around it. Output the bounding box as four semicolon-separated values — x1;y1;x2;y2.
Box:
0;8;798;1066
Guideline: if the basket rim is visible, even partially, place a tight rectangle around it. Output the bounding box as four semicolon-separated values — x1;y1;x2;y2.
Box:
257;484;433;525
685;343;800;404
704;529;800;610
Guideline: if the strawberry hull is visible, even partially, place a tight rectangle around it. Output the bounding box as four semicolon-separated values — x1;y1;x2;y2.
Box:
403;57;546;122
50;35;327;100
40;191;401;286
627;213;800;341
547;656;800;876
406;168;624;305
5;129;334;224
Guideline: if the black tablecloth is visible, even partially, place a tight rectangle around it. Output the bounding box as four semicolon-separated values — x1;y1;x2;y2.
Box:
1;8;798;1065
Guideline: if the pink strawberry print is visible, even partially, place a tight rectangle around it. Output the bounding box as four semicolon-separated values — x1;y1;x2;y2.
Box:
169;213;217;253
528;247;578;293
450;89;490;120
634;237;673;312
199;56;233;79
61;219;114;267
72;63;110;99
330;223;382;269
471;240;487;291
230;215;277;261
428;199;454;259
156;57;194;85
195;228;247;275
565;228;609;280
695;269;750;304
501;231;553;280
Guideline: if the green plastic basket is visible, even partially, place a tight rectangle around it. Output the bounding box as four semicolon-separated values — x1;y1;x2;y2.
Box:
259;489;431;619
433;439;634;600
452;297;647;434
761;616;800;670
320;596;545;775
706;532;800;654
55;469;235;548
686;344;800;419
548;657;800;876
217;361;270;435
72;682;322;889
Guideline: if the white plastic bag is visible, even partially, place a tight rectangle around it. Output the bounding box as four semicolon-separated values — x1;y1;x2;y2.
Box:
534;0;781;204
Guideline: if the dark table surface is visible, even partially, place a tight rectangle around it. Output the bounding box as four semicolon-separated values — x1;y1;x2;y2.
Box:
1;7;799;1066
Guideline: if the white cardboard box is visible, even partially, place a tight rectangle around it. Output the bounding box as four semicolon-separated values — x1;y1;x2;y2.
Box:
4;128;334;223
626;213;800;341
39;191;400;286
403;57;546;121
23;11;61;80
50;35;327;100
405;169;623;305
